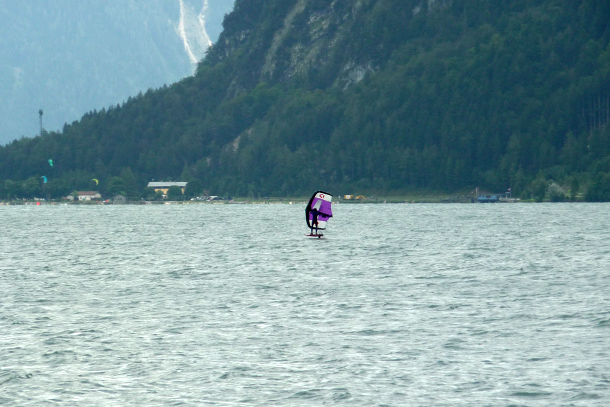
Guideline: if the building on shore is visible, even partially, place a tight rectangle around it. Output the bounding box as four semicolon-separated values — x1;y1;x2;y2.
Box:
65;191;102;201
147;182;187;198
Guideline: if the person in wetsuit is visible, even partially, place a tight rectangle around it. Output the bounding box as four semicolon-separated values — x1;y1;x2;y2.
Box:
310;208;321;235
309;207;332;235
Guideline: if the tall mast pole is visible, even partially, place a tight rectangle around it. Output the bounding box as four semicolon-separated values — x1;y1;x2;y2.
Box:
39;109;43;137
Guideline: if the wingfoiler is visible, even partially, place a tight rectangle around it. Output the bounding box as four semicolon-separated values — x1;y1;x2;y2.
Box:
305;191;333;237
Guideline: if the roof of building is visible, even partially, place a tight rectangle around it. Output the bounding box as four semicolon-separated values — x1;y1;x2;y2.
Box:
147;182;187;188
77;191;100;195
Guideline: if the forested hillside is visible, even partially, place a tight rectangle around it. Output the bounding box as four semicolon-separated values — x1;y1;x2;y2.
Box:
1;0;610;201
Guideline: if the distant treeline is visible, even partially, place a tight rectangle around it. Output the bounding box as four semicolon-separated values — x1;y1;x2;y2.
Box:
1;0;610;201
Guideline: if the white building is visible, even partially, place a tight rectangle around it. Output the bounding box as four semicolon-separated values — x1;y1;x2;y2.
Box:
65;191;102;201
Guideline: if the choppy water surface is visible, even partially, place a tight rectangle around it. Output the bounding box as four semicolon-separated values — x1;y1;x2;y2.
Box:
1;203;609;406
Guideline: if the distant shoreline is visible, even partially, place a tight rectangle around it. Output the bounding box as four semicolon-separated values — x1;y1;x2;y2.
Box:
1;196;591;205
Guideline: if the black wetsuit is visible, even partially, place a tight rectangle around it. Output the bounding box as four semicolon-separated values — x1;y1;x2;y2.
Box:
310;208;320;234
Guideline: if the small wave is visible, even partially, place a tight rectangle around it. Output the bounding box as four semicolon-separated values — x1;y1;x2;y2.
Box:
525;357;549;362
217;365;260;380
0;370;33;386
331;388;351;400
595;318;610;327
511;391;552;398
570;392;603;400
355;328;404;336
42;349;78;362
288;388;323;400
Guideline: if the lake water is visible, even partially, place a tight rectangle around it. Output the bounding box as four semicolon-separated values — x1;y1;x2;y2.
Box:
1;203;609;406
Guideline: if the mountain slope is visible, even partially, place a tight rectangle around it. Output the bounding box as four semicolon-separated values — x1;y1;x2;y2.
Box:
1;0;610;200
0;0;235;144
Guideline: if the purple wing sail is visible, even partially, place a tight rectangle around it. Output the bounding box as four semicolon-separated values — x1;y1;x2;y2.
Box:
306;191;333;230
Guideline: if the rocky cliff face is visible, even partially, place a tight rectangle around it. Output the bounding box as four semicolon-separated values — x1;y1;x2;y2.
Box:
206;0;376;91
0;0;234;145
203;0;439;96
